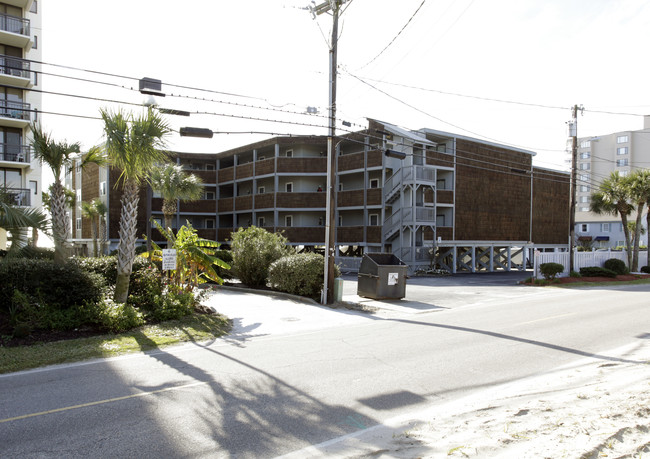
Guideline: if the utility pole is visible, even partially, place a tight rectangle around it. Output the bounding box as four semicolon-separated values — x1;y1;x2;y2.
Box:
310;0;344;304
568;104;581;273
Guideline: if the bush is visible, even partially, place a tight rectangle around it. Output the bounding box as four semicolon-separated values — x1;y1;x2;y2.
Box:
268;252;341;299
231;226;292;288
569;271;582;278
641;266;650;274
579;266;617;278
97;300;145;333
539;262;564;280
603;258;629;275
0;259;105;314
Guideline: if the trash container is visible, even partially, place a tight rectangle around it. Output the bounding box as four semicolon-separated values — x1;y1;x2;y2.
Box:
357;253;407;300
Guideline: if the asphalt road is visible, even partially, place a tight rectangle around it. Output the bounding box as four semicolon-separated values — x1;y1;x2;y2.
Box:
1;276;649;458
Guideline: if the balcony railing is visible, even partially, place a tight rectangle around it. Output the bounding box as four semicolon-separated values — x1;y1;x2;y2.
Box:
0;13;30;36
0;100;30;121
0;54;30;79
4;187;30;206
0;144;30;163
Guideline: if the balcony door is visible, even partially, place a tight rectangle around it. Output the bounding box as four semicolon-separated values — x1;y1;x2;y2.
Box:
0;128;22;160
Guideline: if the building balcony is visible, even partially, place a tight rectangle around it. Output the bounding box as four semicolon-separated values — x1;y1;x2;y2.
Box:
0;13;32;50
4;187;30;207
3;1;34;10
178;199;216;213
0;55;32;88
0;100;30;127
254;193;274;209
338;226;363;243
0;143;30;168
216;226;326;244
276;192;325;209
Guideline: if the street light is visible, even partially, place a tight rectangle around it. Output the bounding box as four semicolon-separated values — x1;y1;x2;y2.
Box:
179;127;214;138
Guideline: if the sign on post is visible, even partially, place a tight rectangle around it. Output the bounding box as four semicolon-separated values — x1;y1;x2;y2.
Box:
162;249;177;271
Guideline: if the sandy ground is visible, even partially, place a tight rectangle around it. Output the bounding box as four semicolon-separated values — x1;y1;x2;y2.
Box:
287;342;650;458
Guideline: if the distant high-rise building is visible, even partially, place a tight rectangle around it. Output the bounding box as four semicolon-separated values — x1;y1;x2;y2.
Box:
0;0;42;249
575;115;650;249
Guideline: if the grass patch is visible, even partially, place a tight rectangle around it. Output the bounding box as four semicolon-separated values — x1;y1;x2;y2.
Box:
556;278;650;288
0;313;231;374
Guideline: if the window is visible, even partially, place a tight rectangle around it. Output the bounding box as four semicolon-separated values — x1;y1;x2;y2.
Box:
205;218;215;229
580;152;590;159
579;173;590;182
29;180;37;195
617;147;628;155
152;218;162;228
616;159;629;167
99;181;106;196
580;163;590;170
204;191;215;200
580;196;589;203
369;179;379;189
338;215;343;226
285;182;293;193
617;135;629;143
579;206;590;212
436;179;446;190
580;140;591;148
32;36;37;50
369;214;379;226
580;185;590;192
258;186;265;194
30;1;38;13
205;163;215;171
338;183;343;191
258;216;265;227
580;224;589;232
76;191;81;202
601;223;610;232
76;218;82;231
285;215;292;227
285;150;293;158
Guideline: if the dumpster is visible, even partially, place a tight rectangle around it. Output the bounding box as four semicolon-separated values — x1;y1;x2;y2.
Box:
357;253;407;299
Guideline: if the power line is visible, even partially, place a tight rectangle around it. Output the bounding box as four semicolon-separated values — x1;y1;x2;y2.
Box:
359;0;427;69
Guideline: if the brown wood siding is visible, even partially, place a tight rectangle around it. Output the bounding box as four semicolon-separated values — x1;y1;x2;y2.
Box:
426;150;454;168
437;190;454;204
338;152;364;172
532;168;570;244
256;158;275;175
80;163;101;239
367;150;382;168
278;227;325;243
217;198;233;213
196;229;217;241
338;190;364;207
454;139;532;241
366;226;381;243
235;195;253;211
277;157;327;173
179;200;216;213
236;163;253;179
366;188;381;206
254;193;274;209
276;192;326;208
218;167;234;182
437;227;453;240
338;226;363;243
190;170;217;184
217;228;234;241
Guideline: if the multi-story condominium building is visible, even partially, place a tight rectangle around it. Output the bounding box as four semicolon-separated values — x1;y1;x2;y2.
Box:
575;115;650;249
0;0;41;249
70;119;570;273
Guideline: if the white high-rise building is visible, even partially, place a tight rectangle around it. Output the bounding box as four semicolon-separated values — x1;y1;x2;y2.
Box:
575;115;650;249
0;0;42;249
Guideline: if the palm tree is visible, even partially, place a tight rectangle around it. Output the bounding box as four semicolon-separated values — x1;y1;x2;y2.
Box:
95;199;109;256
31;125;106;264
81;198;110;257
590;171;634;268
101;107;171;303
627;169;650;271
149;163;204;231
0;188;49;258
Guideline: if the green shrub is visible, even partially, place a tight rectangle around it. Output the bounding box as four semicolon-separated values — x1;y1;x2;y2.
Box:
603;258;628;275
0;259;105;314
214;249;234;280
569;271;582;278
539;262;564;280
97;300;145;333
579;266;617;278
641;266;650;274
231;226;292;288
268;252;341;299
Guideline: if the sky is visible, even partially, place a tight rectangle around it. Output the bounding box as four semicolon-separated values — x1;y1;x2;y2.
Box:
38;0;650;174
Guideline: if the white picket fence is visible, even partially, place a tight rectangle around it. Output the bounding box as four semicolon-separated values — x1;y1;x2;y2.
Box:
534;250;648;277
